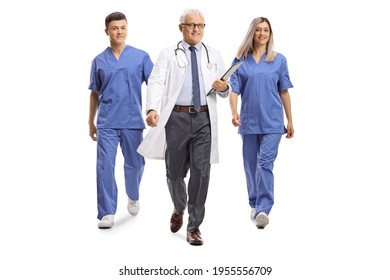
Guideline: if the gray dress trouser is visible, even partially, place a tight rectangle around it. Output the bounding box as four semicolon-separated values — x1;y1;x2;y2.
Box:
165;110;211;232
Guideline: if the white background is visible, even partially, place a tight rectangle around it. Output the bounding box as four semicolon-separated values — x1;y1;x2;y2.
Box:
1;0;390;279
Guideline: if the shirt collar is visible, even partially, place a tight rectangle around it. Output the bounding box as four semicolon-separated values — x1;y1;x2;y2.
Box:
182;41;201;52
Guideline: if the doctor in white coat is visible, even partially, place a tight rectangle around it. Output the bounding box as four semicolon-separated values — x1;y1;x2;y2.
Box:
137;9;230;245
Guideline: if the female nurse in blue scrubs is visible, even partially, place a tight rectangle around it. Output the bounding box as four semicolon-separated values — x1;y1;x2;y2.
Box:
88;12;153;229
229;17;294;229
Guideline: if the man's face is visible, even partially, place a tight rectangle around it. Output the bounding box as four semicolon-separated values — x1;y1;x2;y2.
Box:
179;14;205;45
105;19;128;45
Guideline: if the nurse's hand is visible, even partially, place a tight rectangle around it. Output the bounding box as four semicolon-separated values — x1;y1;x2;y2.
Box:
286;122;294;139
89;124;97;141
146;110;159;127
232;112;240;127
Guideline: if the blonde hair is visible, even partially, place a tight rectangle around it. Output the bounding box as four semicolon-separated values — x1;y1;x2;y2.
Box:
236;17;276;62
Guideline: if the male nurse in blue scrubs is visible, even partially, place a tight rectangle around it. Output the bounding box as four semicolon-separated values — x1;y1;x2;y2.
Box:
88;12;153;229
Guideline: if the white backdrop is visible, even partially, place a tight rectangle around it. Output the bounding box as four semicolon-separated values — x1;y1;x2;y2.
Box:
1;0;389;279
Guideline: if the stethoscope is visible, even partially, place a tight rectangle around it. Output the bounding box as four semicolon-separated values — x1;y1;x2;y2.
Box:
174;41;213;69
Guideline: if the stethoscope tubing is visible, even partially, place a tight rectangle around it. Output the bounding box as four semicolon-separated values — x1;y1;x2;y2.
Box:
175;41;212;69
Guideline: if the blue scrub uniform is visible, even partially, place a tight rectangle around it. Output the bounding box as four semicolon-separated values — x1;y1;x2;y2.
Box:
89;45;153;219
230;53;293;216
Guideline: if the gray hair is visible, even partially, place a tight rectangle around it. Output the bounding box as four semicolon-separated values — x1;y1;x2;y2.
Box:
179;9;204;23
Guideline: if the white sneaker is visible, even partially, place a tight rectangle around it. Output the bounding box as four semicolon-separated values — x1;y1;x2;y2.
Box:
250;208;256;220
255;212;269;229
98;214;114;229
127;198;140;216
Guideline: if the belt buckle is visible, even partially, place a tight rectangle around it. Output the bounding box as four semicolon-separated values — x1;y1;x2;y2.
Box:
188;106;196;113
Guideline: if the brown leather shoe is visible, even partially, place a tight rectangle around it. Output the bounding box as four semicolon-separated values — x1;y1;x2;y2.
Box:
187;229;203;246
170;211;184;233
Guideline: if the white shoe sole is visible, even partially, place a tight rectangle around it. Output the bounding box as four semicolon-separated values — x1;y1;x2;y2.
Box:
98;222;113;229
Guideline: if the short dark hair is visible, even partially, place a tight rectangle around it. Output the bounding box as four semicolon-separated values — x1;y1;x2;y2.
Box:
105;12;127;29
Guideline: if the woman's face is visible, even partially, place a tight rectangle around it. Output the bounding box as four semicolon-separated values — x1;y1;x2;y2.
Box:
253;21;270;47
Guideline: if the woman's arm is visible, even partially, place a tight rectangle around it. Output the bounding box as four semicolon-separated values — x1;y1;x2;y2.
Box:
229;92;240;127
280;89;294;138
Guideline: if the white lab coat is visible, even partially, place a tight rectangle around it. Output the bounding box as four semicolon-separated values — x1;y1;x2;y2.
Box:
137;43;230;163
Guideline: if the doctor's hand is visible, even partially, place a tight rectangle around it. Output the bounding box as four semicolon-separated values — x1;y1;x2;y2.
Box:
146;110;159;127
231;112;240;127
89;123;97;141
212;79;228;92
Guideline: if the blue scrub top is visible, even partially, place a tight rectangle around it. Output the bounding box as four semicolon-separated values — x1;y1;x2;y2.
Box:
89;45;153;129
230;53;293;134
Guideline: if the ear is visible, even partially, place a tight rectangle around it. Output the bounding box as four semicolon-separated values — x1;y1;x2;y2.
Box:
105;29;109;36
178;24;183;32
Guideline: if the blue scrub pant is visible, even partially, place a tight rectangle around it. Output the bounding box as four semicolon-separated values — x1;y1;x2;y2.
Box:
96;128;145;220
242;134;282;216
